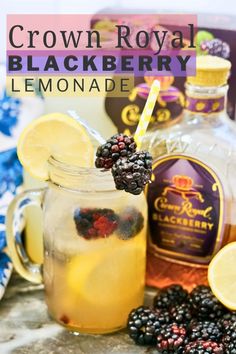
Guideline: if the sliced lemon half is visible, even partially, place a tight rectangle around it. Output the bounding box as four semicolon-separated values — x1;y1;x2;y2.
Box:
67;239;145;306
17;113;94;180
208;242;236;310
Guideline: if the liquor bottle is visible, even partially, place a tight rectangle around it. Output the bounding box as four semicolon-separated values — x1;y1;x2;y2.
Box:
143;55;236;291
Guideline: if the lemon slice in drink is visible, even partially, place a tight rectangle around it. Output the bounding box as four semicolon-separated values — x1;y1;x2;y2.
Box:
67;240;145;305
208;242;236;310
17;113;94;180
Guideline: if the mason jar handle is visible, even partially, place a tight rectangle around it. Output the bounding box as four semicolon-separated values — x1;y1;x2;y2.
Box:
6;188;45;284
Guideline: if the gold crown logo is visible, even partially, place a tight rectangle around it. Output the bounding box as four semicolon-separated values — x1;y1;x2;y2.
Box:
172;175;193;190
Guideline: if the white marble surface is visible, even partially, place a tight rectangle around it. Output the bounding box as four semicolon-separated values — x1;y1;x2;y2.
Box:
0;274;158;354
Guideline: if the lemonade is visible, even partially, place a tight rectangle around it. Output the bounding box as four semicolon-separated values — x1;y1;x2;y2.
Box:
42;158;147;333
44;237;146;333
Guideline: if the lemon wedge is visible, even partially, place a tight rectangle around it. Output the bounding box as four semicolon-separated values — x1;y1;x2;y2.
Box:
17;113;94;180
67;239;145;306
208;242;236;310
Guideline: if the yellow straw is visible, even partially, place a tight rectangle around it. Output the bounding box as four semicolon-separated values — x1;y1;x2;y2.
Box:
134;80;160;149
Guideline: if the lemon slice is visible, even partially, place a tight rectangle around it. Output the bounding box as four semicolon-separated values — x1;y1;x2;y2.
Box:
208;242;236;310
67;239;145;305
17;113;94;180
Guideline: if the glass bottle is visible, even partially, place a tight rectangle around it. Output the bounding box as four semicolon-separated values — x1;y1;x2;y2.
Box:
142;55;236;291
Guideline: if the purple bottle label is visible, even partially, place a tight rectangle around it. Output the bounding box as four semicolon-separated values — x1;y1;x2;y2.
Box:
185;95;225;114
147;155;225;265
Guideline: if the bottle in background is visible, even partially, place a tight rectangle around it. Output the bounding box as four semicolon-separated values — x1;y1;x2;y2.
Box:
143;55;236;291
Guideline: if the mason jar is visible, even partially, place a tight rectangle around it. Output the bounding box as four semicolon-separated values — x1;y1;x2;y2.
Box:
6;156;147;334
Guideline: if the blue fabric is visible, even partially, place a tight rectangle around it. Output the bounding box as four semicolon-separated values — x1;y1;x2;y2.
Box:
0;68;44;299
0;149;23;241
0;148;24;253
0;252;11;283
0;148;23;297
0;90;21;137
0;148;23;198
0;251;12;299
0;215;5;224
0;92;23;299
0;231;6;251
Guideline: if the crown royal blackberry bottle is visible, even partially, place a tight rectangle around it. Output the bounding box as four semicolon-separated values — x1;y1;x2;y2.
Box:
142;56;236;291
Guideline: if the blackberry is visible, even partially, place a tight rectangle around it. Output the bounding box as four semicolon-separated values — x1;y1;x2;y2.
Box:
153;284;188;310
112;151;152;195
155;308;172;326
156;323;187;353
185;340;224;354
95;133;137;169
127;306;162;346
155;348;186;354
200;38;230;59
219;311;236;327
189;285;226;320
117;207;144;239
222;322;236;354
170;303;193;325
74;208;118;239
188;320;223;343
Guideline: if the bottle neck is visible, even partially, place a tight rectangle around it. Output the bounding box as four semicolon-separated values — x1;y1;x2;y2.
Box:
185;83;228;117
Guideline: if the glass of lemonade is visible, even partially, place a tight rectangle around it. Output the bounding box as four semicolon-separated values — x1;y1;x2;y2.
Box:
6;156;147;334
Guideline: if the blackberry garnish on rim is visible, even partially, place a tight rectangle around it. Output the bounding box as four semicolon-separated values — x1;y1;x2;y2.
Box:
112;151;152;195
95;133;137;169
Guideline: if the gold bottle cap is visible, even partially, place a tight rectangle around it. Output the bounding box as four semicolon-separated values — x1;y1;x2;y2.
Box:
187;55;231;87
